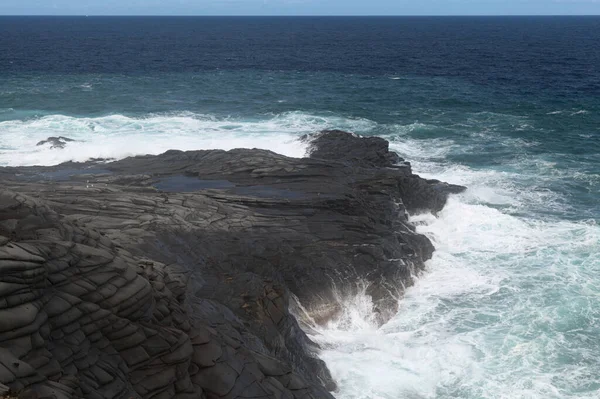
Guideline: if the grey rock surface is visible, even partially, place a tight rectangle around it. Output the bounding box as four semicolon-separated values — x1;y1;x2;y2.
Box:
0;131;465;398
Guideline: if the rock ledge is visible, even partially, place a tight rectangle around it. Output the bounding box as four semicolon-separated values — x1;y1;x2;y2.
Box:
0;131;465;398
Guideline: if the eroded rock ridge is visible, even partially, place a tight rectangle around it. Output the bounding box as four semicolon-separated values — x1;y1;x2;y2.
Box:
0;131;465;399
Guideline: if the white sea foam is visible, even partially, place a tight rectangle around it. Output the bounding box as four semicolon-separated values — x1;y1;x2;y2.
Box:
0;111;374;166
314;193;600;398
388;133;567;214
311;130;600;398
571;110;589;116
546;110;590;117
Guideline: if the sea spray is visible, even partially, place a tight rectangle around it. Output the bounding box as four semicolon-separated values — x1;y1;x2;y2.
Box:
0;111;378;166
311;178;600;399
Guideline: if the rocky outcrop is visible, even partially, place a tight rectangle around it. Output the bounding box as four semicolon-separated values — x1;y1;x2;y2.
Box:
0;131;465;398
304;130;403;168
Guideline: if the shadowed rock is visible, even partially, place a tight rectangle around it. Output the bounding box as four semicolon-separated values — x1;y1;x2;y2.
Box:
0;130;465;399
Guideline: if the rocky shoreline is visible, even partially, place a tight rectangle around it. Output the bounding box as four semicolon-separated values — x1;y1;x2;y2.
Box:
0;130;464;399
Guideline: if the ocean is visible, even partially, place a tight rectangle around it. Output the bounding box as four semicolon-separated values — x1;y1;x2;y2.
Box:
1;16;599;399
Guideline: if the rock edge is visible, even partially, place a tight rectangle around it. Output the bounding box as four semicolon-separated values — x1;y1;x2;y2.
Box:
0;131;465;399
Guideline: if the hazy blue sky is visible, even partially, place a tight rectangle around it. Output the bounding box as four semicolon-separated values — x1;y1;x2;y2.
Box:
1;0;599;16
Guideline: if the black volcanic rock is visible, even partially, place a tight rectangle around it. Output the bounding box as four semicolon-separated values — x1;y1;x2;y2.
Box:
0;130;465;399
305;130;403;167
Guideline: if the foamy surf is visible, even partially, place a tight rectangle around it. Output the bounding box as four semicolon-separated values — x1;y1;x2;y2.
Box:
310;142;600;399
0;111;376;166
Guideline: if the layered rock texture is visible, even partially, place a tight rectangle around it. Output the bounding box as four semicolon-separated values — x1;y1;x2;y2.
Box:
0;131;464;399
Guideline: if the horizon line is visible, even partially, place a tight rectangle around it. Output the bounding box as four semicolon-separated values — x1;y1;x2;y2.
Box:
1;14;600;17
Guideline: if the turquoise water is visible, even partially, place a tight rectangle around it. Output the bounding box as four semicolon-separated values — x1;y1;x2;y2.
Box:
1;16;599;399
312;120;600;399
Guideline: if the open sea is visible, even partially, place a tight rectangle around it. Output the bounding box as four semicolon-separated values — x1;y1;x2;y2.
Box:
1;16;599;399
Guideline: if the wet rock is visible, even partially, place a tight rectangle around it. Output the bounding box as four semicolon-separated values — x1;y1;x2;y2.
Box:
305;129;403;167
0;130;464;399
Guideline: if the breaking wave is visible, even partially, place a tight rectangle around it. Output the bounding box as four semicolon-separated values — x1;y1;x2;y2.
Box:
309;129;600;399
0;111;376;166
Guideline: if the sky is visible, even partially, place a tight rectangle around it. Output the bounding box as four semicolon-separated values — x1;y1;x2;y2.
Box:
0;0;599;16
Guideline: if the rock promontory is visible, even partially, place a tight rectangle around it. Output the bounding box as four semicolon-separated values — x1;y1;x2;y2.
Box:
0;131;465;399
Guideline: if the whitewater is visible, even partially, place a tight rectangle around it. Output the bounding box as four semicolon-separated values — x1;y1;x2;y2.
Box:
312;137;600;399
0;111;599;399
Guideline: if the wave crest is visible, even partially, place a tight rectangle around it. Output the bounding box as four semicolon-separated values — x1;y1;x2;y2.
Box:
0;111;375;166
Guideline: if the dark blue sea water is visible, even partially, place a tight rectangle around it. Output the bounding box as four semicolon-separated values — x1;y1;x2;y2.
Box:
1;16;599;399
